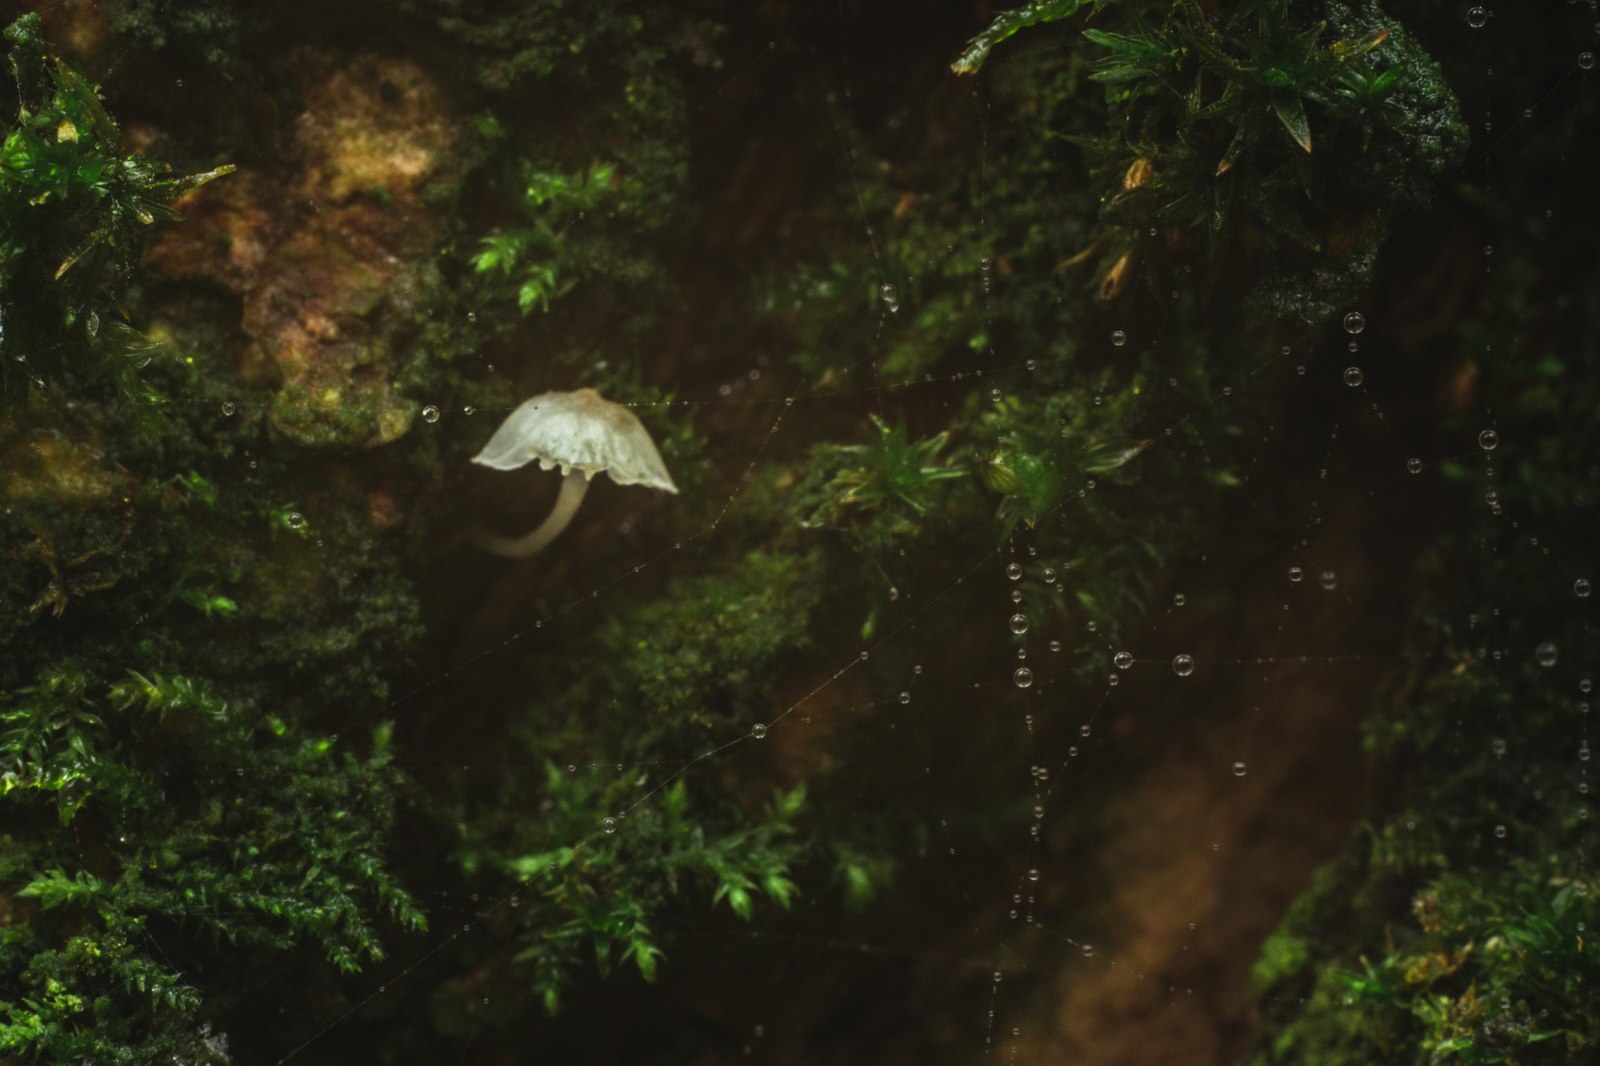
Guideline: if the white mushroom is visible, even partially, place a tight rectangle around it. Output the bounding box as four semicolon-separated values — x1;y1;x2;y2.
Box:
469;388;678;558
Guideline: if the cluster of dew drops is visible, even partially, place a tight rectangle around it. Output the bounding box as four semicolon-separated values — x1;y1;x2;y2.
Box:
1342;309;1367;387
1463;5;1595;68
1008;561;1036;690
1003;559;1205;687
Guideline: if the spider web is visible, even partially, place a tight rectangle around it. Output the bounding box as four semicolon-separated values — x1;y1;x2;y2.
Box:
11;1;1594;1063
269;8;1595;1063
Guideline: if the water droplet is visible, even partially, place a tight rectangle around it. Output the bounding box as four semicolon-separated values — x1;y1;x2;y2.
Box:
751;723;768;739
1081;944;1094;958
880;283;900;312
1407;457;1422;474
1113;651;1133;670
1110;329;1127;347
466;310;478;322
462;404;476;416
1536;642;1559;668
1342;311;1366;334
1006;563;1023;580
220;400;236;416
422;405;440;423
1172;654;1195;677
1026;868;1040;882
1173;593;1186;607
1319;571;1338;590
1343;366;1364;387
1466;6;1488;28
1033;805;1044;819
1232;761;1247;777
1013;667;1034;688
1581;51;1597;70
1490;737;1507;757
1478;429;1499;450
1493;824;1507;839
1288;566;1304;583
287;512;305;529
898;691;911;705
1009;613;1029;635
602;817;617;834
1575;578;1592;598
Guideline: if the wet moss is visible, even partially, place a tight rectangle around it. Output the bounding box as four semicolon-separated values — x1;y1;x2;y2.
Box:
12;0;1591;1060
1240;5;1600;1057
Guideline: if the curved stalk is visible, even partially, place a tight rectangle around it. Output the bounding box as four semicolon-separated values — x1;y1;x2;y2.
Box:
472;470;591;558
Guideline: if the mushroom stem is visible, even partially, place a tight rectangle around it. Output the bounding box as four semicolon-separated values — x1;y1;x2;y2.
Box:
473;471;592;558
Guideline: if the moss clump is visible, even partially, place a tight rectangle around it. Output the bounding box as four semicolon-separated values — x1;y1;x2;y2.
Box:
0;667;424;1061
99;0;257;71
1240;4;1600;1054
956;0;1465;322
434;550;835;1015
24;0;1592;1059
594;549;827;731
1;19;429;1061
0;13;231;406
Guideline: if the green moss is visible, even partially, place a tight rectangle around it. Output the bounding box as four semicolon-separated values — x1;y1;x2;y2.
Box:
595;549;826;731
1247;851;1597;1064
16;0;1592;1058
0;665;423;1060
1240;4;1600;1050
1;22;429;1060
0;14;232;407
795;415;969;559
955;0;1465;323
438;549;831;1015
100;0;255;71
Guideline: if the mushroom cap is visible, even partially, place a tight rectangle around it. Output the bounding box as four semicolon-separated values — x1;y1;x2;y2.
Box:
470;388;679;493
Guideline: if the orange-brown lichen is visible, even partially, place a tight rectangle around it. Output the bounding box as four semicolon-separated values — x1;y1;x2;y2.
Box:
149;51;459;447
